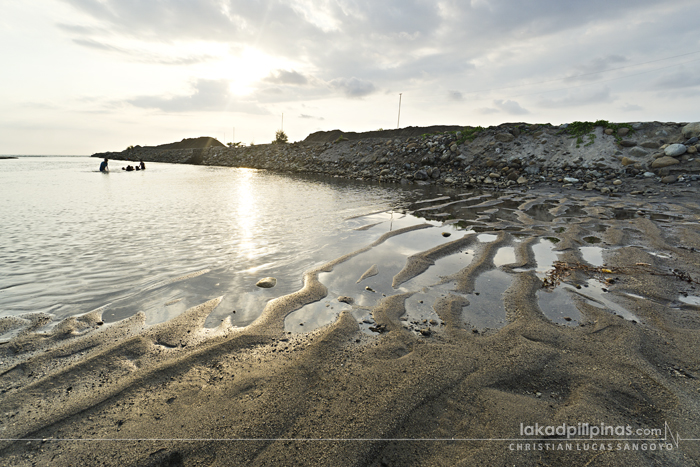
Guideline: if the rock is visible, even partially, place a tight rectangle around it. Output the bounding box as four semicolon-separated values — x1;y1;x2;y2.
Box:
617;127;630;137
604;129;614;135
524;165;540;175
338;296;354;304
414;170;429;181
517;176;528;185
685;137;699;145
430;168;441;180
495;133;515;143
661;175;678;184
688;146;698;154
442;232;451;237
563;177;579;183
643;172;655;178
600;187;611;194
613;179;622;185
628;147;648;158
664;144;687;157
584;181;596;190
256;277;277;288
682;122;700;139
488;172;500;179
444;177;455;184
640;141;660;149
380;169;390;175
621;157;634;166
419;328;432;337
651;156;680;168
619;140;636;147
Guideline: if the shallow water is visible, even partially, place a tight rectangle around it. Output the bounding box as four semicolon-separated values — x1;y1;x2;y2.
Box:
1;158;685;337
0;157;421;327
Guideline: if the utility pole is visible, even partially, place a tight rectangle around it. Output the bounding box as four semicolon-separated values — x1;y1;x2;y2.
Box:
281;113;284;131
397;93;402;129
232;127;235;145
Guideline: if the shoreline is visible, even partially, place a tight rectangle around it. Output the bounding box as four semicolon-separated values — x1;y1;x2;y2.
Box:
93;121;700;196
3;129;700;464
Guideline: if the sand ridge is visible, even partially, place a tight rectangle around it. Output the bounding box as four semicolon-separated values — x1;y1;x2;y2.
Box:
1;186;700;466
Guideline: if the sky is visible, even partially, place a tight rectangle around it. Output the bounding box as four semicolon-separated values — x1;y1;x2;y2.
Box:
1;0;699;155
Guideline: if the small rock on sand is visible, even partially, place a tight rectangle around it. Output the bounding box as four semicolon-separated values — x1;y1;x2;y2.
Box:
255;277;277;288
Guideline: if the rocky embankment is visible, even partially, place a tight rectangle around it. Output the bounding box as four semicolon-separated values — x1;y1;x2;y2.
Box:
93;121;700;193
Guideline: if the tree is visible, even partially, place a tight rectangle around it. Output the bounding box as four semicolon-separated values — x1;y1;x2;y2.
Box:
273;130;288;144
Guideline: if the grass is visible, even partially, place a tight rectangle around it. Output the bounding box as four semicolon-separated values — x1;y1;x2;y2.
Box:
420;126;486;144
563;120;634;148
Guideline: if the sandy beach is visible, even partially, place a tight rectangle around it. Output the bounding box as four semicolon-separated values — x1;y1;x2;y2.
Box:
3;122;700;465
2;181;700;466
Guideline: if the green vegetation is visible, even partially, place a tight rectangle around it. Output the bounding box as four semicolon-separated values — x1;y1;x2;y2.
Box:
227;142;244;148
334;135;349;143
420;126;485;144
272;130;288;144
563;120;634;148
455;126;485;144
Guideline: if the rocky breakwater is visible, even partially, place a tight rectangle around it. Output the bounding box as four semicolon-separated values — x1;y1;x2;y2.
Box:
93;122;700;193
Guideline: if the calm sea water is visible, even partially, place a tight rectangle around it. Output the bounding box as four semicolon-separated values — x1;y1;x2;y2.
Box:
0;157;429;328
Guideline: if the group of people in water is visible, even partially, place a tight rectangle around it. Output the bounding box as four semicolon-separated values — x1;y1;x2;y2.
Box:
99;158;145;173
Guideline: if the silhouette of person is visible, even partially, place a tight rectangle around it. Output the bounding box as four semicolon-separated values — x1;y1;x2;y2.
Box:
99;158;109;172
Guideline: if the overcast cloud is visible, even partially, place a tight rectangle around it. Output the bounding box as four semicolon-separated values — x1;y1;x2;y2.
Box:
1;0;699;153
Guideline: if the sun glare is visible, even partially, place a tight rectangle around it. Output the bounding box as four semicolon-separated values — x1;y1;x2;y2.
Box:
203;47;300;96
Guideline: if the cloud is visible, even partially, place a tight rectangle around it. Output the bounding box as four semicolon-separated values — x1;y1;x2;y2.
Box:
493;99;529;115
620;103;643;111
300;114;324;120
72;38;216;65
127;79;268;114
477;99;529;115
447;90;464;101
538;87;614;108
651;70;700;90
477;107;499;115
263;70;309;86
565;55;628;82
329;77;377;98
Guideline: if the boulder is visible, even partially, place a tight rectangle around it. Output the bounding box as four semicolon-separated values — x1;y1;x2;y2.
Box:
651;156;680;169
494;133;515;143
682;122;700;139
414;170;429;181
619;140;636;147
664;144;687;157
628;147;648;158
661;175;677;184
617;127;630;137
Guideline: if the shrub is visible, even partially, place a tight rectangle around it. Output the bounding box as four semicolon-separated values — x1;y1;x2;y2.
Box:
273;130;288;144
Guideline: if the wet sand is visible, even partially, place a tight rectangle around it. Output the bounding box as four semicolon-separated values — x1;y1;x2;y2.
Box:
2;184;700;466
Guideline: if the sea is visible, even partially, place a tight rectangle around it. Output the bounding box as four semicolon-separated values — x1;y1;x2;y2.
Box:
0;156;443;330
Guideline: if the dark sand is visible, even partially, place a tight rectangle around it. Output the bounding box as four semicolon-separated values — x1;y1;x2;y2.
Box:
2;184;700;466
